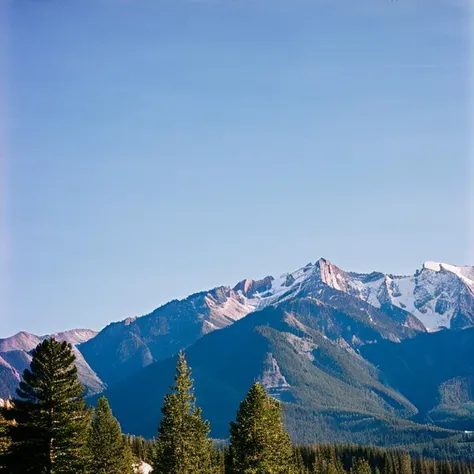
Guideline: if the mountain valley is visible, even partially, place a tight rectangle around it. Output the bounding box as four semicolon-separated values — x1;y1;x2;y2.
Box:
2;258;474;445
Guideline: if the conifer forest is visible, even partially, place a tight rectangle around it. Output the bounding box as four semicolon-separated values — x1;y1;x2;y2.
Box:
1;338;474;473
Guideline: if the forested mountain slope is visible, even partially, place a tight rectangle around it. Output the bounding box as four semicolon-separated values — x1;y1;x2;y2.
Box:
100;299;461;444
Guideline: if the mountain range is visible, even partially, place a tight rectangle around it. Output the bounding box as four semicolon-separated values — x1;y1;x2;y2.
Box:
0;329;104;398
2;258;474;444
78;259;474;387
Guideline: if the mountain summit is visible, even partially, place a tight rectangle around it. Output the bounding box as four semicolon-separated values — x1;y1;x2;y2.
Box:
2;257;474;444
228;258;474;331
78;258;474;386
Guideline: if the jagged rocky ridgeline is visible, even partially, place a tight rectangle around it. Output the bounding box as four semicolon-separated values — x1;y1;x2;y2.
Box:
2;258;473;392
1;258;474;443
78;258;474;386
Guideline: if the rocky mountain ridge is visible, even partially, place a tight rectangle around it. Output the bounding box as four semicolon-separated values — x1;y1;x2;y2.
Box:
0;329;104;398
1;257;473;444
99;297;474;443
78;258;473;386
234;258;474;331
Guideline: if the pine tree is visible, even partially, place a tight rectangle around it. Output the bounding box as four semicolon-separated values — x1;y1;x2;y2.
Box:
127;435;154;465
89;396;133;474
153;351;212;474
123;438;136;473
210;444;226;474
294;447;308;474
382;453;394;474
228;382;295;474
350;458;371;474
399;454;412;474
5;338;91;473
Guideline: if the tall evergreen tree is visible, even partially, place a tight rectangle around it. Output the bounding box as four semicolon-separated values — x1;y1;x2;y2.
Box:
123;438;135;473
89;396;133;474
5;338;91;474
127;435;154;465
228;382;295;474
153;351;212;474
350;458;371;474
210;444;226;474
398;454;412;474
293;447;308;474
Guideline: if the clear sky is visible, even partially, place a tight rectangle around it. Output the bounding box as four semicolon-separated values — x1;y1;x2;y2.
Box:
0;0;471;337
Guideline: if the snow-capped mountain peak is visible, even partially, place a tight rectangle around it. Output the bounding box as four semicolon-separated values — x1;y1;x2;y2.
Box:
231;258;474;331
423;261;474;290
331;261;474;330
78;257;474;387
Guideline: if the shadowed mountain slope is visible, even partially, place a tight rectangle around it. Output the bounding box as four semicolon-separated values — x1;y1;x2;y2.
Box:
100;300;454;444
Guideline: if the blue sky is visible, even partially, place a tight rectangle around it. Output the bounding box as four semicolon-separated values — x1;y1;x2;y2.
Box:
1;0;470;337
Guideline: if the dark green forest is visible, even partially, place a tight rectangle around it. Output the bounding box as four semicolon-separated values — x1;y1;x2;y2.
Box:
98;303;474;446
1;338;474;473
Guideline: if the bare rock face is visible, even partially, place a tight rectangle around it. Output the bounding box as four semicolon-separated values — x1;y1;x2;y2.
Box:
233;276;275;298
258;352;291;393
314;258;350;292
79;286;259;386
78;258;474;389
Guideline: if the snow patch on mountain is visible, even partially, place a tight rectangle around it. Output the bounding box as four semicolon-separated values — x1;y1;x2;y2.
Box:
346;263;474;330
423;262;474;290
232;258;474;331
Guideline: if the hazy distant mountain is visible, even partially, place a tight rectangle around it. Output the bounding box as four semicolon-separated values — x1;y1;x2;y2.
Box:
79;258;474;386
0;329;104;398
0;355;22;399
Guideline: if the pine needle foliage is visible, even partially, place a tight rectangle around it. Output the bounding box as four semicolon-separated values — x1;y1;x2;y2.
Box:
153;351;212;474
5;338;91;474
228;382;295;474
350;459;372;474
89;396;133;474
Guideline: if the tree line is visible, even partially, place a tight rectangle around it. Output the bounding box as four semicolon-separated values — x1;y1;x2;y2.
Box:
0;337;473;474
